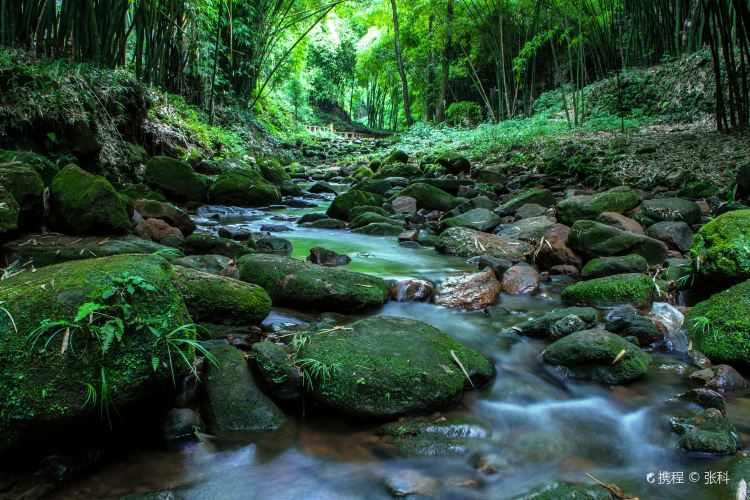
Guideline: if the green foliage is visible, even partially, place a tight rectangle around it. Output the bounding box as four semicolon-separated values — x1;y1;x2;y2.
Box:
445;101;484;127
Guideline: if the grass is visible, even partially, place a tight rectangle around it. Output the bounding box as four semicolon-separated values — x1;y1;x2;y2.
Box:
296;357;341;391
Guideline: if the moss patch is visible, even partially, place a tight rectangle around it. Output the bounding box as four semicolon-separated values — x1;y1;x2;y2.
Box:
561;273;660;307
691;209;750;283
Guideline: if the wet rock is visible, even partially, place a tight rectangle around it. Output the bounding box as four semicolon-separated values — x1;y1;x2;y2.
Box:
381;470;439;498
568;220;668;264
548;315;588;340
133;218;183;245
236;253;391;312
595;211;644;234
510;307;598;337
549;264;580;278
390;183;454;211
307;218;347;229
306;247;351;267
669;388;726;414
475;454;509;474
251;341;301;401
439;208;501;233
641;198;701;225
435;269;501;310
259;224;292;232
173;254;231;275
173;266;271;325
690;209;750;283
0;161;44;229
298;316;495;418
670;408;742;454
473;255;514;277
209;169;280;207
384;149;409;165
297;212;329;224
562;273;662;308
217;226;252;240
690;365;749;393
350;211;395;229
645;221;694;252
726;455;750;499
501;264;540;295
522;483;615;499
557;186;641;225
308;181;337;194
392;279;433;302
327;189;383;221
398;229;420;241
203;345;287;437
144;156;207;202
580;254;648;279
349;205;390;220
495;189;556;216
515;203;548;220
162;408;200;440
495;216;556;242
352;222;403;236
534;223;582;269
443;196;496;218
606;314;662;347
438;227;531;260
252;236;292;255
376;416;489;457
182;233;253;259
435;151;471;174
542;329;652;384
133;199;196;236
0;186;19;236
392;195;417;215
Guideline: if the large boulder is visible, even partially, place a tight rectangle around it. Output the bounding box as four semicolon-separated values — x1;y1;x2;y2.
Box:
561;273;660;307
495;216;556;242
542;329;652;384
580;254;648;279
495;189;555;216
568;220;668;264
209;169;281;207
670;408;742;454
501;263;540;295
645;221;693;252
181;234;253;259
0;255;192;452
438;208;501;233
442;196;496;218
391;183;454;211
685;279;750;365
297;316;495;418
257;157;291;185
434;269;501;310
641;198;701;225
691;209;750;283
327;190;383;221
236;253;390;312
203;344;287;437
534;223;582;269
434;152;471;174
173;266;271;325
0;161;44;228
134;199;196;236
144;156;207;202
438;227;531;260
251;341;301;401
556;186;641;225
50;165;132;235
510;306;598;338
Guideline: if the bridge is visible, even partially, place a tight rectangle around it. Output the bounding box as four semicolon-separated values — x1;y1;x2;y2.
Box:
304;124;384;140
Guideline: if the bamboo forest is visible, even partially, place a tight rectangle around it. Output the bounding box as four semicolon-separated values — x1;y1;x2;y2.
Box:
1;0;750;498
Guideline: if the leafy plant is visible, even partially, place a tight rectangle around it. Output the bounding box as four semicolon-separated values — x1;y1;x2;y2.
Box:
297;358;341;391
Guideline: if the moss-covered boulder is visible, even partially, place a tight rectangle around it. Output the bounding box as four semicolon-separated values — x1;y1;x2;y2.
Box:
510;306;598;337
350;212;396;229
50;165;132;235
438;227;531;260
670;408;742;454
203;344;287;437
134;199;196;236
327;190;383;221
438;208;501;233
376;416;490;457
0;255;192;452
351;222;403;236
373;163;422;180
0;150;59;184
568;220;668;264
561;273;660;307
297;316;495;419
120;183;168;203
0;161;44;228
580;254;648;279
685;279;750;364
542;329;651;384
384;150;409;165
349;205;390;220
173;266;271;325
391;183;454;211
641;198;701;225
691;209;750;283
0;186;19;236
181;233;253;259
251;341;301;401
257;157;291;185
556;186;641;225
236;253;390;311
209;169;281;207
435;152;471;174
172;254;231;275
144;156;207;202
495;189;555;216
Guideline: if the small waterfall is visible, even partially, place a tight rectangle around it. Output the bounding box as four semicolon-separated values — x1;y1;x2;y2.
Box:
650;302;687;352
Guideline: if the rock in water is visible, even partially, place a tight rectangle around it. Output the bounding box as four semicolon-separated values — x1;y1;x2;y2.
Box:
434;269;501;309
439;208;501;233
390;183;455;211
326;190;382;221
0;255;192;453
134;199;196;236
203;344;287;437
670;408;742;454
542;329;652;384
580;254;648;279
306;247;351;267
236;253;390;311
297;316;495;419
501;264;540;295
209;169;281;207
561;273;662;308
251;341;301;401
438;227;531;260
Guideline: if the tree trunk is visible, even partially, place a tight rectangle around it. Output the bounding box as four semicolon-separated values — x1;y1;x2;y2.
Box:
390;0;413;127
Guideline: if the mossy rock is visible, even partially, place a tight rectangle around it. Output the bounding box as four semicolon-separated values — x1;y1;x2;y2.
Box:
438;227;531;260
522;483;615;499
172;254;231;275
352;166;374;180
580;254;648;279
351;222;403;236
50;165;132;235
0;186;19;235
181;234;253;259
556;186;641;225
120;183;167;203
568;220;668;265
439;208;501;233
495;189;556;216
297;316;495;419
390;183;454;211
443;196;496;218
350;212;395;229
511;306;598;338
353;179;393;196
384;150;409;165
0;255;192;453
327;190;383;221
561;273;661;307
251;341;301;401
0;161;44;228
144;156;207;202
435;152;471;174
306;218;347;230
297;212;329;224
411;178;474;196
280;179;303;196
349;205;390;220
373;163;422;180
209;169;281;207
0;150;59;184
203;344;287;437
236;253;390;312
3;234;171;268
376;416;490;457
670;408;742;454
134;199;195;236
685;279;750;364
641;198;701;225
542;329;651;384
257;157;291;185
173;266;271;325
691;209;750;283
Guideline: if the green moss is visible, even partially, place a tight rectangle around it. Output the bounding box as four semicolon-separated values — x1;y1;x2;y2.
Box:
327;190;383;221
383;150;409;165
182;233;254;259
352;166;375;180
523;483;614;499
297;316;495;418
0;150;59;185
670;408;742;454
561;273;660;307
50;164;132;235
0;162;44;216
685;279;750;364
236;253;390;312
390;183;454;211
144;156;207;202
376;416;489;457
0;186;19;234
350;212;397;229
495;189;555;215
209;169;281;207
0;255;192;452
251;341;301;401
641;198;701;225
173;266;271;325
691;209;750;283
349;205;389;220
435;152;471;174
120;183;167;202
373;163;422;180
257;157;291;185
569;219;668;264
580;254;648;279
350;222;403;236
557;186;641;225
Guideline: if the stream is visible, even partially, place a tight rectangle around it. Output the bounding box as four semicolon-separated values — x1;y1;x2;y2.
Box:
57;190;750;500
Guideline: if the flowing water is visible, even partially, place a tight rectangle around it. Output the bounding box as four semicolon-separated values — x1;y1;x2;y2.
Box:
58;193;750;500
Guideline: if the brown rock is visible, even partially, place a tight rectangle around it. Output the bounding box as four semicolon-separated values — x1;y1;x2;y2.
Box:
434;269;501;310
534;223;582;269
398;229;420;242
133;218;184;243
501;264;540;295
549;264;580;279
696;200;711;216
392;196;418;215
690;365;749;393
391;279;433;302
134;199;196;236
596;212;644;234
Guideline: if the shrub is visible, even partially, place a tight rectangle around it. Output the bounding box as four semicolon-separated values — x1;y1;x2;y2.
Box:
446;101;484;127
